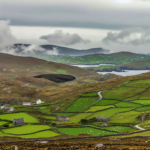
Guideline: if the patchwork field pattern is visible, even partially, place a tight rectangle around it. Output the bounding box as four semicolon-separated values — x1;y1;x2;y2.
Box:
57;126;117;136
2;124;51;134
0;113;39;123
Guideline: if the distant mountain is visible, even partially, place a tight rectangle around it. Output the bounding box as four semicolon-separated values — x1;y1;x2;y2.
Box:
11;44;110;56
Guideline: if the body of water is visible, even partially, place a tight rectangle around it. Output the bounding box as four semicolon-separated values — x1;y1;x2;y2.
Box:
97;70;150;76
72;64;150;76
72;64;115;68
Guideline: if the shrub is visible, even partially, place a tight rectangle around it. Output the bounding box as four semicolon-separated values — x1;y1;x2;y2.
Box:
4;124;9;128
80;119;88;124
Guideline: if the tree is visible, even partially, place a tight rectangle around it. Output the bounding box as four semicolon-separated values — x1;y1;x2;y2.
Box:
80;119;88;124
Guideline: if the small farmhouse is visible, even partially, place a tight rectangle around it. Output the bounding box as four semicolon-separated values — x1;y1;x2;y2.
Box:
96;116;109;122
36;99;44;104
56;116;69;121
17;102;31;105
13;118;24;125
9;107;14;112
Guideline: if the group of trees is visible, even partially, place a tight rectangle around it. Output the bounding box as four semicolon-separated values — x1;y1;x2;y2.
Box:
80;117;97;124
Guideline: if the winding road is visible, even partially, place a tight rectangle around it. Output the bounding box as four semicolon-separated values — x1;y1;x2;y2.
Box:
92;91;103;105
135;125;145;131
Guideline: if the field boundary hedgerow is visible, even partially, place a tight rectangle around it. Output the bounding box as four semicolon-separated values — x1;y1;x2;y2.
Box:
1;128;150;143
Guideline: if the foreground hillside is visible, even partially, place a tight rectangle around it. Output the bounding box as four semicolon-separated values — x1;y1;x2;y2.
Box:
0;70;150;143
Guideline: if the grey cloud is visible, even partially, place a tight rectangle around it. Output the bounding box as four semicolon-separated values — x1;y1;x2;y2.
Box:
102;27;150;45
0;20;16;48
40;30;91;45
1;3;150;30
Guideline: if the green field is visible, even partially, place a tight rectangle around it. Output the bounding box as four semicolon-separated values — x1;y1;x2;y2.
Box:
124;95;140;101
81;92;98;97
135;106;150;111
65;97;98;112
94;99;119;105
109;110;141;124
139;88;150;99
115;102;142;108
11;130;60;138
56;69;67;73
85;105;114;112
132;100;150;105
86;108;133;119
52;113;92;124
3;124;51;134
102;86;145;100
125;79;150;88
100;126;132;133
51;113;75;116
57;126;117;136
0;113;39;123
0;121;8;126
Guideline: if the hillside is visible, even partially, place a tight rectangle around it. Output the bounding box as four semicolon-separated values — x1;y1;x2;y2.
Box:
21;51;150;65
12;44;109;56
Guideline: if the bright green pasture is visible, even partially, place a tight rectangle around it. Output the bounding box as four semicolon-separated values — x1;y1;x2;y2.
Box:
7;123;14;127
125;79;150;88
65;97;98;112
39;106;51;114
139;88;150;100
124;95;139;101
0;113;39;123
53;113;92;124
86;108;133;119
109;110;141;124
0;121;8;126
15;130;60;138
37;115;56;120
57;127;117;136
100;126;132;133
115;102;142;108
85;105;114;112
51;113;75;116
3;124;51;134
117;130;150;138
135;105;150;111
57;69;67;73
102;86;144;100
67;113;92;123
94;99;119;106
132;100;150;105
81;92;97;97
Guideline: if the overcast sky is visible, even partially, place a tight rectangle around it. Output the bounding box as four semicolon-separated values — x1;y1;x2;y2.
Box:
1;0;150;53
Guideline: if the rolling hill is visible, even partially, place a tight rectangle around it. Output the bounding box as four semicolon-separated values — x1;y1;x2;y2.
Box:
11;44;109;56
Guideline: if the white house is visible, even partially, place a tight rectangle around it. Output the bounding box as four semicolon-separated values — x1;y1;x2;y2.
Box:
17;102;31;106
9;107;14;111
36;99;44;104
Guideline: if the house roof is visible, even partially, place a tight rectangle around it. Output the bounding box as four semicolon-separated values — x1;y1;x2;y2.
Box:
13;118;24;123
36;99;41;102
96;116;108;119
57;116;68;118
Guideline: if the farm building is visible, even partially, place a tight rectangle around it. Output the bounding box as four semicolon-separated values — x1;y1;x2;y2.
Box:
36;99;44;104
17;102;31;105
9;107;14;112
56;116;69;121
13;118;24;125
96;116;109;122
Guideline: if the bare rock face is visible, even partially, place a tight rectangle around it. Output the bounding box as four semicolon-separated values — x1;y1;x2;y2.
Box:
95;144;105;148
